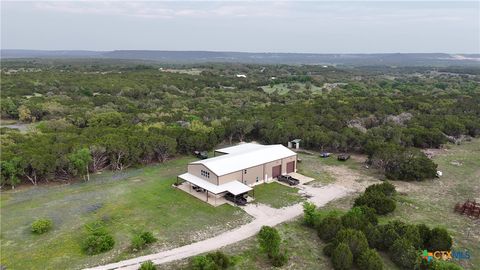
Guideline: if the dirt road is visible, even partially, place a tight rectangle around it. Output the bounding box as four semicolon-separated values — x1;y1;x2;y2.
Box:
84;184;352;270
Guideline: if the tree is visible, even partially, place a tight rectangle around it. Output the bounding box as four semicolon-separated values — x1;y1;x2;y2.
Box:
332;243;353;270
357;249;384;270
68;148;92;181
257;226;281;258
390;238;418;269
0;157;23;189
426;228;452;251
302;201;317;227
317;216;344;242
335;229;369;259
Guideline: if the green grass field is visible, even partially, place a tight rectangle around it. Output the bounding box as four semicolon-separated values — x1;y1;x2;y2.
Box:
252;182;304;208
0;156;251;270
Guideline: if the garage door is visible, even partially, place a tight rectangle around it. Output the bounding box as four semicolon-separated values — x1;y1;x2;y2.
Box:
286;161;295;173
272;165;281;178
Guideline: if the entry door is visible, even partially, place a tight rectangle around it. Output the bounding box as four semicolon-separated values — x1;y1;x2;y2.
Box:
286;161;295;173
272;165;281;178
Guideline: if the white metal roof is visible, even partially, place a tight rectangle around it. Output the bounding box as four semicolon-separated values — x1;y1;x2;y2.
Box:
192;144;296;176
178;173;252;195
215;143;266;155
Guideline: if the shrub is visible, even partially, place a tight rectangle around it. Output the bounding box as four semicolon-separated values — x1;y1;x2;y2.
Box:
139;261;156;270
357;249;384;270
427;260;464;270
378;226;400;250
131;234;147;251
131;231;157;251
190;255;216;270
190;251;232;270
365;182;396;196
335;229;369;260
303;201;318;227
354;190;396;215
390;238;418;269
317;216;343;242
140;231;157;244
332;243;353;270
323;241;338;257
206;251;231;269
341;206;377;231
81;222;115;255
426;228;452;251
258;226;281;258
364;224;382;248
31;218;53;234
271;251;288;267
417;223;432;247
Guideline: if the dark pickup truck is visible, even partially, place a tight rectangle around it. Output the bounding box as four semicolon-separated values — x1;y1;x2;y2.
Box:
194;151;208;159
337;154;351;161
277;175;300;186
225;193;247;206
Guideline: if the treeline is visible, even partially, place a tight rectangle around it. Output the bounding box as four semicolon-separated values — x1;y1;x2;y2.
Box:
1;63;479;187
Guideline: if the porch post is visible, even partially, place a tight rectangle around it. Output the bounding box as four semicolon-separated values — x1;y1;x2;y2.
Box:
206;190;209;202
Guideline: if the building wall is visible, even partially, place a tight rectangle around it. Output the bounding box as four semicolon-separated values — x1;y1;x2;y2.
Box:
218;170;242;185
189;154;297;186
187;164;218;185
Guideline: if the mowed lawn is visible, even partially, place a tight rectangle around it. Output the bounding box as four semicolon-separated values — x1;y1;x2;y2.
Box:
252;182;304;208
0;156;252;270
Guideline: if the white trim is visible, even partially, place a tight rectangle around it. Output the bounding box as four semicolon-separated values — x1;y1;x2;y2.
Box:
179;173;252;196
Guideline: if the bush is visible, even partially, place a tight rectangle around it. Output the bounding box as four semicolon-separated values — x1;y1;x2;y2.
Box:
354;190;396;215
189;251;232;270
389;238;418;269
303;201;318;227
271;251;288;267
81;222;115;255
427;260;464;270
335;229;369;260
341;206;377;231
364;224;382;248
139;261;156;270
365;182;396;196
378;227;399;250
358;249;384;270
417;223;432;247
317;216;343;242
332;243;353;270
426;228;452;251
131;235;147;251
31;218;53;234
258;226;281;258
131;231;157;251
206;251;231;269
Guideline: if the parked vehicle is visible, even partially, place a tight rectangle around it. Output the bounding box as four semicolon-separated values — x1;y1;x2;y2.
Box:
224;193;247;206
192;185;205;192
320;152;331;158
337;154;350;161
277;175;300;186
194;150;208;159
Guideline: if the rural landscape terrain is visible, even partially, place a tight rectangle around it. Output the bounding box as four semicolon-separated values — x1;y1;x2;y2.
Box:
1;57;479;270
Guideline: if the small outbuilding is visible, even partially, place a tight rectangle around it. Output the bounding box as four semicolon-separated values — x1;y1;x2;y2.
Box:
288;139;301;150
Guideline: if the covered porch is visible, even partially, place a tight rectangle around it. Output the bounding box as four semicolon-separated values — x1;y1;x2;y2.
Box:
176;173;253;207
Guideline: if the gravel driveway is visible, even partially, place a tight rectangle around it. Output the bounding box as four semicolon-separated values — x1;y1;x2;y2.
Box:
84;184;352;270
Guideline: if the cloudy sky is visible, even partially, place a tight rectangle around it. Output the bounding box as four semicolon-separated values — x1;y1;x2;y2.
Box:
1;1;479;53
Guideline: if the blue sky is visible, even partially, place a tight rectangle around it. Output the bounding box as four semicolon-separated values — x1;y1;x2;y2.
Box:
1;1;479;53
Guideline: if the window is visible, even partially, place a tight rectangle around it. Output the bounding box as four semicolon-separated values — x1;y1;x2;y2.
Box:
256;177;259;183
200;170;210;178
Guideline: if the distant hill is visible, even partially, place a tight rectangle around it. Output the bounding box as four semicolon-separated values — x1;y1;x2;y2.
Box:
2;49;479;66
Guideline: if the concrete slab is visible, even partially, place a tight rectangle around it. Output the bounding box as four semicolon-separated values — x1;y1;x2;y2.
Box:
176;182;228;207
288;172;315;184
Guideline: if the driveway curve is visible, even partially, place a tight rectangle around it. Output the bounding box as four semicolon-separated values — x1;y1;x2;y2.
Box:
84;184;352;270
